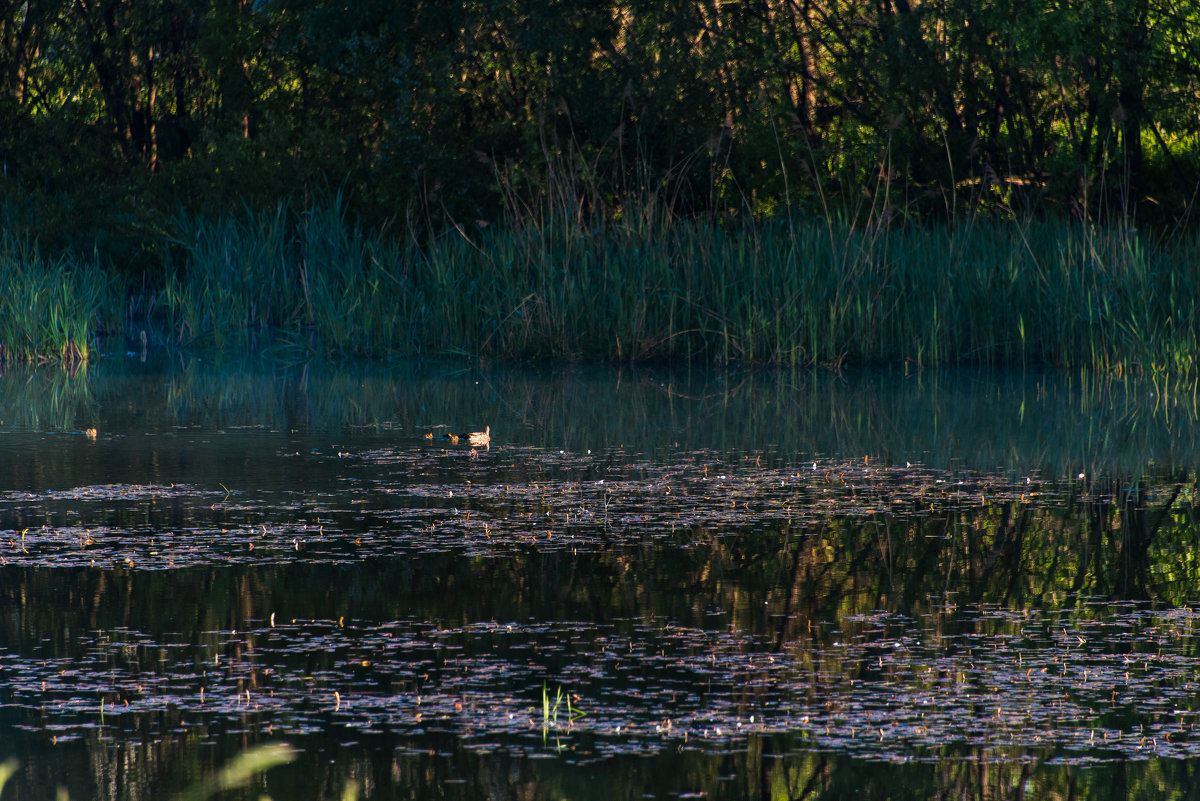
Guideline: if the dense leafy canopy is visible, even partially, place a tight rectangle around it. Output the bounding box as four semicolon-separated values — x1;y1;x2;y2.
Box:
2;0;1199;255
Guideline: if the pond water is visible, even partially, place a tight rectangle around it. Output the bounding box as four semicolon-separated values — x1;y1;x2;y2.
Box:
1;357;1199;799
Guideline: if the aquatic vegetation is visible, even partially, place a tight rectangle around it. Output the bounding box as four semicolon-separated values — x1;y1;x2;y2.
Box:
151;203;1200;375
2;363;1200;799
179;743;298;801
0;435;1196;766
0;193;1188;381
7;596;1200;764
0;744;299;801
5;192;1200;374
0;233;116;364
0;454;1107;569
543;682;585;733
0;761;16;795
161;196;420;354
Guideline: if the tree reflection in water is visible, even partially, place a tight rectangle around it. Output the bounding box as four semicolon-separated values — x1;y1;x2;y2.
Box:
0;361;1197;799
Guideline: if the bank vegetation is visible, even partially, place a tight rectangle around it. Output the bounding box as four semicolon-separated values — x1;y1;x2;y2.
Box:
1;0;1198;372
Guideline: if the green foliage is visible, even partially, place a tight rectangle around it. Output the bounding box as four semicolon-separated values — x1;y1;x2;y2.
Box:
161;194;419;354
139;193;1200;376
0;233;118;364
3;0;1200;368
180;742;297;801
2;0;1199;241
4;182;1200;377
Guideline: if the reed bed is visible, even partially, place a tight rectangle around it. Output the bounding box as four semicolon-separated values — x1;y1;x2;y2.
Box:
498;216;1198;375
150;200;1200;377
0;232;116;364
162;196;420;354
4;192;1200;377
356;213;1200;374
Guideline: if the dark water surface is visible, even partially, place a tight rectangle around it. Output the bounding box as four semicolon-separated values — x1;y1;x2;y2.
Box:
1;357;1200;799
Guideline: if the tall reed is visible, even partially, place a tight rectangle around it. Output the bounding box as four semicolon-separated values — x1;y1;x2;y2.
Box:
402;210;1200;376
150;191;1200;376
0;232;116;364
162;194;421;354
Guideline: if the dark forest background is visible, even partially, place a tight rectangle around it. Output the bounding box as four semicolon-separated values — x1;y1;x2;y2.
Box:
2;0;1199;267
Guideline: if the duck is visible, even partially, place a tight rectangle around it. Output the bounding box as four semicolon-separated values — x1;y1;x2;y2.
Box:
463;425;490;447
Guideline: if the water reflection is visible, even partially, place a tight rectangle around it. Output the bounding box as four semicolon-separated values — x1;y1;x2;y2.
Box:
1;357;1199;473
0;359;1198;799
12;729;1192;801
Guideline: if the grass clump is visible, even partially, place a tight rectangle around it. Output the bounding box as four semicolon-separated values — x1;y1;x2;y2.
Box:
0;233;117;365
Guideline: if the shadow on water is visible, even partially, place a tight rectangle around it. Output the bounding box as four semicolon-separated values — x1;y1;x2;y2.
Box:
0;357;1199;798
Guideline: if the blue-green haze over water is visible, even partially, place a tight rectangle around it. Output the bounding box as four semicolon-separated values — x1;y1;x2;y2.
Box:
1;357;1200;799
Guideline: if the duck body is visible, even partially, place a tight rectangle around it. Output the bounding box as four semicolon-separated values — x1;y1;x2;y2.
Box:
464;425;490;447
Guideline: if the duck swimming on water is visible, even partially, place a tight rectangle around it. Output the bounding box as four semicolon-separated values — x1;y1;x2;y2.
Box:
463;425;490;447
